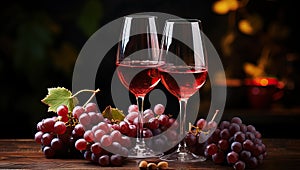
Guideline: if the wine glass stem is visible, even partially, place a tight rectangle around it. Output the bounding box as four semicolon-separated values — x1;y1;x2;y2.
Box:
178;98;188;152
136;96;145;145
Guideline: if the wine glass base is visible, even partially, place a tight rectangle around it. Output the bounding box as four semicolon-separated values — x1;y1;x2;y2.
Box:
160;151;206;162
128;146;163;159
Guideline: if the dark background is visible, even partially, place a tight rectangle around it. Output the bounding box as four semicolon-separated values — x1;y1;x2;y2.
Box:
0;0;299;139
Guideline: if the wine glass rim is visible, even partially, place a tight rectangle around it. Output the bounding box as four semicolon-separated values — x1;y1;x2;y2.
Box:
124;14;157;19
166;18;201;23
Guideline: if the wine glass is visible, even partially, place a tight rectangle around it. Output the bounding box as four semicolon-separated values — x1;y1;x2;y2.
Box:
116;15;162;158
159;19;208;162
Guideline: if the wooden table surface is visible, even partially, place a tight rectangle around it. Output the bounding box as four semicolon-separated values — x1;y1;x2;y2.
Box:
0;138;299;169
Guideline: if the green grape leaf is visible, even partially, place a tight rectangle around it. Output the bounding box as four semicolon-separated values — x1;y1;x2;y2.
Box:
102;105;125;122
41;87;78;112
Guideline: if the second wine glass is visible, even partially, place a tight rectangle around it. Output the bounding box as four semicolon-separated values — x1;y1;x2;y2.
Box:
116;15;162;158
159;19;208;162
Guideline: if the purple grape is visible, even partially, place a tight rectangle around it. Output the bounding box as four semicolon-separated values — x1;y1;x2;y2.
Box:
98;155;110;166
234;160;245;170
110;154;123;166
227;151;239;164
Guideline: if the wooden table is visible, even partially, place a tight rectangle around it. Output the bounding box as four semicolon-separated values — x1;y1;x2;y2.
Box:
0;139;299;169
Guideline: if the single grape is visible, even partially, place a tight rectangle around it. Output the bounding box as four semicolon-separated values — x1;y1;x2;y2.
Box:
91;142;102;154
247;125;256;133
42;133;54;146
79;113;91;128
227;151;239;164
110;154;123;166
84;130;95;143
234;160;246;170
240;150;251;161
147;117;159;130
254;131;262;139
125;111;138;124
158;114;169;126
57;105;68;118
60;115;68;122
34;131;44;144
231;117;243;124
229;123;240;135
42;118;55;132
205;143;218;156
97;122;110;134
119;136;131;148
127;124;137;137
75;138;87;151
43;146;55;158
243;139;254;151
239;124;248;133
110;130;122;143
84;150;92;161
119;121;129;134
53;121;67;135
143;109;154;122
72;105;85;119
218;139;229;151
220;129;231;140
196;118;207;130
248;156;258;168
231;141;242;153
206;121;217;131
219;120;230;130
142;128;153;138
73;124;85;137
51;138;63;151
91;153;100;163
245;131;255;140
37;121;44;132
234;131;246;143
154;104;165;115
94;129;106;142
108;142;122;154
128;104;139;113
212;151;225;164
185;132;197;146
98;155;110;166
100;134;112;147
85;102;98;113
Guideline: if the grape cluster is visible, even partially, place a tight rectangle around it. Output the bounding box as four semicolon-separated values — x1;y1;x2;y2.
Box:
124;104;179;152
74;103;179;167
34;105;82;158
204;117;267;170
73;103;128;167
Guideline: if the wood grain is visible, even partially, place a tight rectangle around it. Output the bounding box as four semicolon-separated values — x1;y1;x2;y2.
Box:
0;139;299;169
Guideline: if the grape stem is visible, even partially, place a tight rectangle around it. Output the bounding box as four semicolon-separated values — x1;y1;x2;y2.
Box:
70;88;100;108
189;109;220;135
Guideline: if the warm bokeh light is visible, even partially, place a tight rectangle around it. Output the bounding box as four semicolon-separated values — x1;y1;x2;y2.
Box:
212;1;230;15
212;0;239;15
238;19;254;35
259;78;269;86
226;0;239;10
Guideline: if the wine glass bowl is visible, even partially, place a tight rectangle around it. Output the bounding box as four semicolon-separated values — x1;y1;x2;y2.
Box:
159;19;208;162
116;15;162;158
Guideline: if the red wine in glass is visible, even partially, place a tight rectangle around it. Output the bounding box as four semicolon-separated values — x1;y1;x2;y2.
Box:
159;66;207;99
116;15;161;158
117;61;160;97
159;19;208;162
